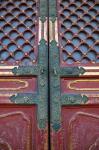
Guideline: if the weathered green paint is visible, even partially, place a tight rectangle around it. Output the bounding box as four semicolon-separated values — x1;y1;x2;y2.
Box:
50;40;61;131
40;0;47;22
61;94;88;105
49;0;87;131
60;67;86;77
10;93;38;104
12;66;39;76
50;40;87;131
49;0;57;22
38;39;48;129
11;39;48;129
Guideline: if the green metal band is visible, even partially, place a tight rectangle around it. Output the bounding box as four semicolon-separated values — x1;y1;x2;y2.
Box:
38;39;48;128
12;66;39;76
60;67;86;77
11;39;48;129
40;0;47;22
61;94;88;105
10;93;38;104
50;40;88;131
49;0;57;22
50;40;61;131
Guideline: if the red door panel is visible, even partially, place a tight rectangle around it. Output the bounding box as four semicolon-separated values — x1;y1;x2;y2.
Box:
62;106;99;150
51;106;99;150
61;77;99;104
0;105;37;150
0;0;48;149
49;0;99;149
0;76;37;103
0;105;47;150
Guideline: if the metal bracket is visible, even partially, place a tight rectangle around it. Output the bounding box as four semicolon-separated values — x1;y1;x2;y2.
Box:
10;39;48;129
50;40;88;131
40;0;47;22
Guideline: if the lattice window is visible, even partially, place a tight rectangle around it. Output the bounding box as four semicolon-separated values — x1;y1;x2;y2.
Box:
0;0;38;66
58;0;99;64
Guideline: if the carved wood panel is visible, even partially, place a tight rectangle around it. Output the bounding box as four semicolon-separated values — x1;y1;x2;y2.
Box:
61;77;99;104
0;76;37;103
62;106;99;150
0;105;48;150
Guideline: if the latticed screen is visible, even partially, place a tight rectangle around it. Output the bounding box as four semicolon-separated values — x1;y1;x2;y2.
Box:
0;0;38;66
58;0;99;64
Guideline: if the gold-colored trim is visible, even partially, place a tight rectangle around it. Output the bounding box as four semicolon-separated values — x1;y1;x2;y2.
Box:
44;19;47;41
39;18;42;42
49;19;53;42
49;18;58;42
0;72;13;76
81;94;99;98
84;72;99;76
39;17;47;42
55;19;58;42
0;94;13;97
0;79;28;91
68;79;99;91
78;67;99;76
83;67;99;70
0;66;18;76
0;66;18;69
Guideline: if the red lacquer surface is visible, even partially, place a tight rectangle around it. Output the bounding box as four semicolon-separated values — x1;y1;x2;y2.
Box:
61;78;99;94
0;105;48;150
0;76;37;103
61;77;99;104
52;106;99;150
51;0;99;149
0;1;48;149
62;106;99;150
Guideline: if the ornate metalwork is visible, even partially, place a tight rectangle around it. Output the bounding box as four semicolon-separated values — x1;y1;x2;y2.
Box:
49;0;57;21
10;39;48;129
61;94;88;105
40;0;47;22
12;66;39;75
0;0;48;130
50;40;88;131
60;67;86;77
49;0;99;132
10;93;38;104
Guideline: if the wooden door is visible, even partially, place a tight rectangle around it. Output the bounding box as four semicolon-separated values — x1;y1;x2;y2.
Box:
0;0;99;149
49;0;99;149
0;0;48;149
